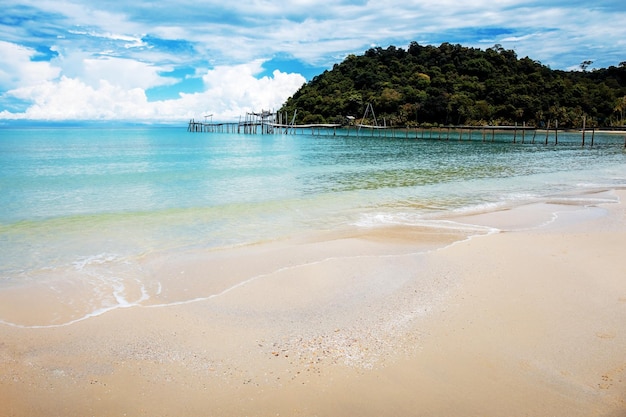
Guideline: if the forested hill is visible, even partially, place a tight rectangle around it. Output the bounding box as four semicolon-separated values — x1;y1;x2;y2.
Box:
279;42;626;128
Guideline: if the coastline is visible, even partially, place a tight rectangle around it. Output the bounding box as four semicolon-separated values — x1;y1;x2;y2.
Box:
1;189;625;416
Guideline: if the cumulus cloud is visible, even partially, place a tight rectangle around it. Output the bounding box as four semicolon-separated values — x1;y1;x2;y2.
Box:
0;60;305;121
166;62;306;121
81;57;173;90
0;41;61;90
196;60;306;118
3;77;149;120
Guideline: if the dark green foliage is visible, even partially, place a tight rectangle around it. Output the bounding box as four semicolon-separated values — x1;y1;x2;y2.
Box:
279;42;626;128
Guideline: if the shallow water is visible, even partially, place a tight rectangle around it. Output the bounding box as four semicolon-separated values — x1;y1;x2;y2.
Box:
1;126;624;326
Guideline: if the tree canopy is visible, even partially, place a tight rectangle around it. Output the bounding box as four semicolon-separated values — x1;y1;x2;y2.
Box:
279;42;626;128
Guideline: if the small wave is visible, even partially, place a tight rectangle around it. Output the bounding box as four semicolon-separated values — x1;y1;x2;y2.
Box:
545;196;618;206
0;283;151;329
72;253;121;271
0;257;152;329
353;211;498;234
449;191;542;216
449;201;508;215
0;299;141;329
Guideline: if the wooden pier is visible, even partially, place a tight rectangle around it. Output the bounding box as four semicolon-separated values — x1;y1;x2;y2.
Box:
188;109;342;135
188;109;626;148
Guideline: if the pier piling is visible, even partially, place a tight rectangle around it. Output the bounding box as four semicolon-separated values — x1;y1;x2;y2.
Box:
186;113;624;149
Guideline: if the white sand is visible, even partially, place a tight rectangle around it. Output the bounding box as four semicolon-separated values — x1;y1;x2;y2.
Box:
1;190;625;416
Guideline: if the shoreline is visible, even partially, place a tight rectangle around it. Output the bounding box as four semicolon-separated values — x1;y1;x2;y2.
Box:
1;189;625;416
1;185;619;330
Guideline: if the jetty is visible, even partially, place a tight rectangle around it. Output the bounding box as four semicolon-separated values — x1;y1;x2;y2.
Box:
188;110;342;135
188;107;626;148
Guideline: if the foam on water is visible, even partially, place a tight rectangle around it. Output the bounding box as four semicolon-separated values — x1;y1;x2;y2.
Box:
353;211;499;235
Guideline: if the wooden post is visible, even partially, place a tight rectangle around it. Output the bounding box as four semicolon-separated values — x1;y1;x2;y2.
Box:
554;120;559;145
591;128;595;147
581;115;586;147
513;122;517;144
545;120;550;145
522;122;526;144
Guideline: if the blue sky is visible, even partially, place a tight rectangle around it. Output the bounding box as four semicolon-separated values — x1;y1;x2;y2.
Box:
1;0;624;122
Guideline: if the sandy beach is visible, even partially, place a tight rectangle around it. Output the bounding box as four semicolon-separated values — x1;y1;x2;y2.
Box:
1;190;625;417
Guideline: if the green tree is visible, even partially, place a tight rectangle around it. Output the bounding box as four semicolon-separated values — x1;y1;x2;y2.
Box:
615;96;626;125
279;42;626;128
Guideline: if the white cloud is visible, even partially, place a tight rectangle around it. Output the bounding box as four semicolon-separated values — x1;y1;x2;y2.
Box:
1;61;305;121
81;57;173;90
500;34;536;43
178;61;306;121
30;0;144;37
4;77;149;120
67;29;146;49
0;41;61;90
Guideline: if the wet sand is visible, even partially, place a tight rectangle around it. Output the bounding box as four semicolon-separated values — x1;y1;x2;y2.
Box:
1;190;625;416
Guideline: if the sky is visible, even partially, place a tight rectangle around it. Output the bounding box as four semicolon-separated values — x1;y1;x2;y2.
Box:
1;1;625;123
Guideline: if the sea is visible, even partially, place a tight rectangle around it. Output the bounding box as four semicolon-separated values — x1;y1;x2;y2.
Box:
1;125;625;327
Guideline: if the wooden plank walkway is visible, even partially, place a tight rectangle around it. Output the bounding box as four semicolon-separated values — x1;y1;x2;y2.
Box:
187;115;626;148
187;119;342;135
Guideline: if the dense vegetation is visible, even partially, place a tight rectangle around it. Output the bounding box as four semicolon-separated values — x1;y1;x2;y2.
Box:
279;42;626;128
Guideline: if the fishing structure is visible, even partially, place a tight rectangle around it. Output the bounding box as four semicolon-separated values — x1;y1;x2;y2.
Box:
187;105;625;148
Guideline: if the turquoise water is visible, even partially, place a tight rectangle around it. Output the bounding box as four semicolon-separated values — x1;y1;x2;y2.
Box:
1;126;625;326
